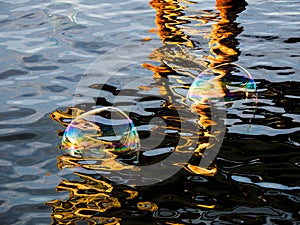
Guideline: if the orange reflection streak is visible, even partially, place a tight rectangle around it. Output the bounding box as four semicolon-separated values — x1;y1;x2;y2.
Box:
146;0;210;79
207;0;247;67
137;201;159;211
50;107;85;127
123;190;138;199
57;155;136;171
145;0;248;176
150;0;194;47
142;0;224;185
184;163;217;176
165;222;185;225
197;204;216;209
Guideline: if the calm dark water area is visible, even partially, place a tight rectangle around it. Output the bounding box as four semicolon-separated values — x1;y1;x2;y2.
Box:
0;0;300;224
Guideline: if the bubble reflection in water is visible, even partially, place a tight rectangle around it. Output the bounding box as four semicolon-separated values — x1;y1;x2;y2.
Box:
60;106;140;159
187;63;257;105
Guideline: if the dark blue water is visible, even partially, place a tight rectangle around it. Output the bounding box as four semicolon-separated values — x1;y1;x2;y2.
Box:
0;0;299;224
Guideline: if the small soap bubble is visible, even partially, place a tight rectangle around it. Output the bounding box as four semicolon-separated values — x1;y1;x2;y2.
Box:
187;63;256;105
61;106;140;158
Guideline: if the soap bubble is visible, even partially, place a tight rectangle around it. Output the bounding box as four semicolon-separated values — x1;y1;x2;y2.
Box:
61;106;140;158
187;63;257;105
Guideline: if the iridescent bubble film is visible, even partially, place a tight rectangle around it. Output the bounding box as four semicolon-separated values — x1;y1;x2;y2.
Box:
61;107;140;158
187;63;257;104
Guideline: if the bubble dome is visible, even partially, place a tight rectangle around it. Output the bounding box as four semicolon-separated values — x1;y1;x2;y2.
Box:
61;107;140;158
187;63;257;105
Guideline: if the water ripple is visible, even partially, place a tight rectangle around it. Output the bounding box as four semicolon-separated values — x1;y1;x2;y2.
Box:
0;0;299;224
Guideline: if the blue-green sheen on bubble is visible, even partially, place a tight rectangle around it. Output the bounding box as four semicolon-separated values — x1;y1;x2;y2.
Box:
187;63;257;104
61;107;140;158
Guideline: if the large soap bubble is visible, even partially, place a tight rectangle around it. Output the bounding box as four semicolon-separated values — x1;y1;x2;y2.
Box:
61;107;140;158
187;63;257;105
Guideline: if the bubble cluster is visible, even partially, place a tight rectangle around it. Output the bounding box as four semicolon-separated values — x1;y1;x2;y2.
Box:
187;63;257;104
61;107;140;158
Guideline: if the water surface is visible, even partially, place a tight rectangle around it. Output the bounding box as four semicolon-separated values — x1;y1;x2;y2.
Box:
0;0;299;224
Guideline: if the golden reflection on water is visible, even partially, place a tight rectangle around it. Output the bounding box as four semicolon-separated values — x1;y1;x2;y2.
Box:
50;107;85;127
57;155;136;171
149;0;194;47
46;171;122;225
47;0;247;224
207;0;247;67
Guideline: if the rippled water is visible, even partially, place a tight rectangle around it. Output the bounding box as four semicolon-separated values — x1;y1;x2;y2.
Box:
0;0;299;224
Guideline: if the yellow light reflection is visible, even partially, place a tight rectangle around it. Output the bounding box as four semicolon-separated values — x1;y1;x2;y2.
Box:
50;107;85;127
184;164;217;176
207;0;247;67
165;223;185;225
58;155;136;171
123;190;139;199
197;204;216;209
137;201;159;211
46;171;122;224
150;0;194;47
